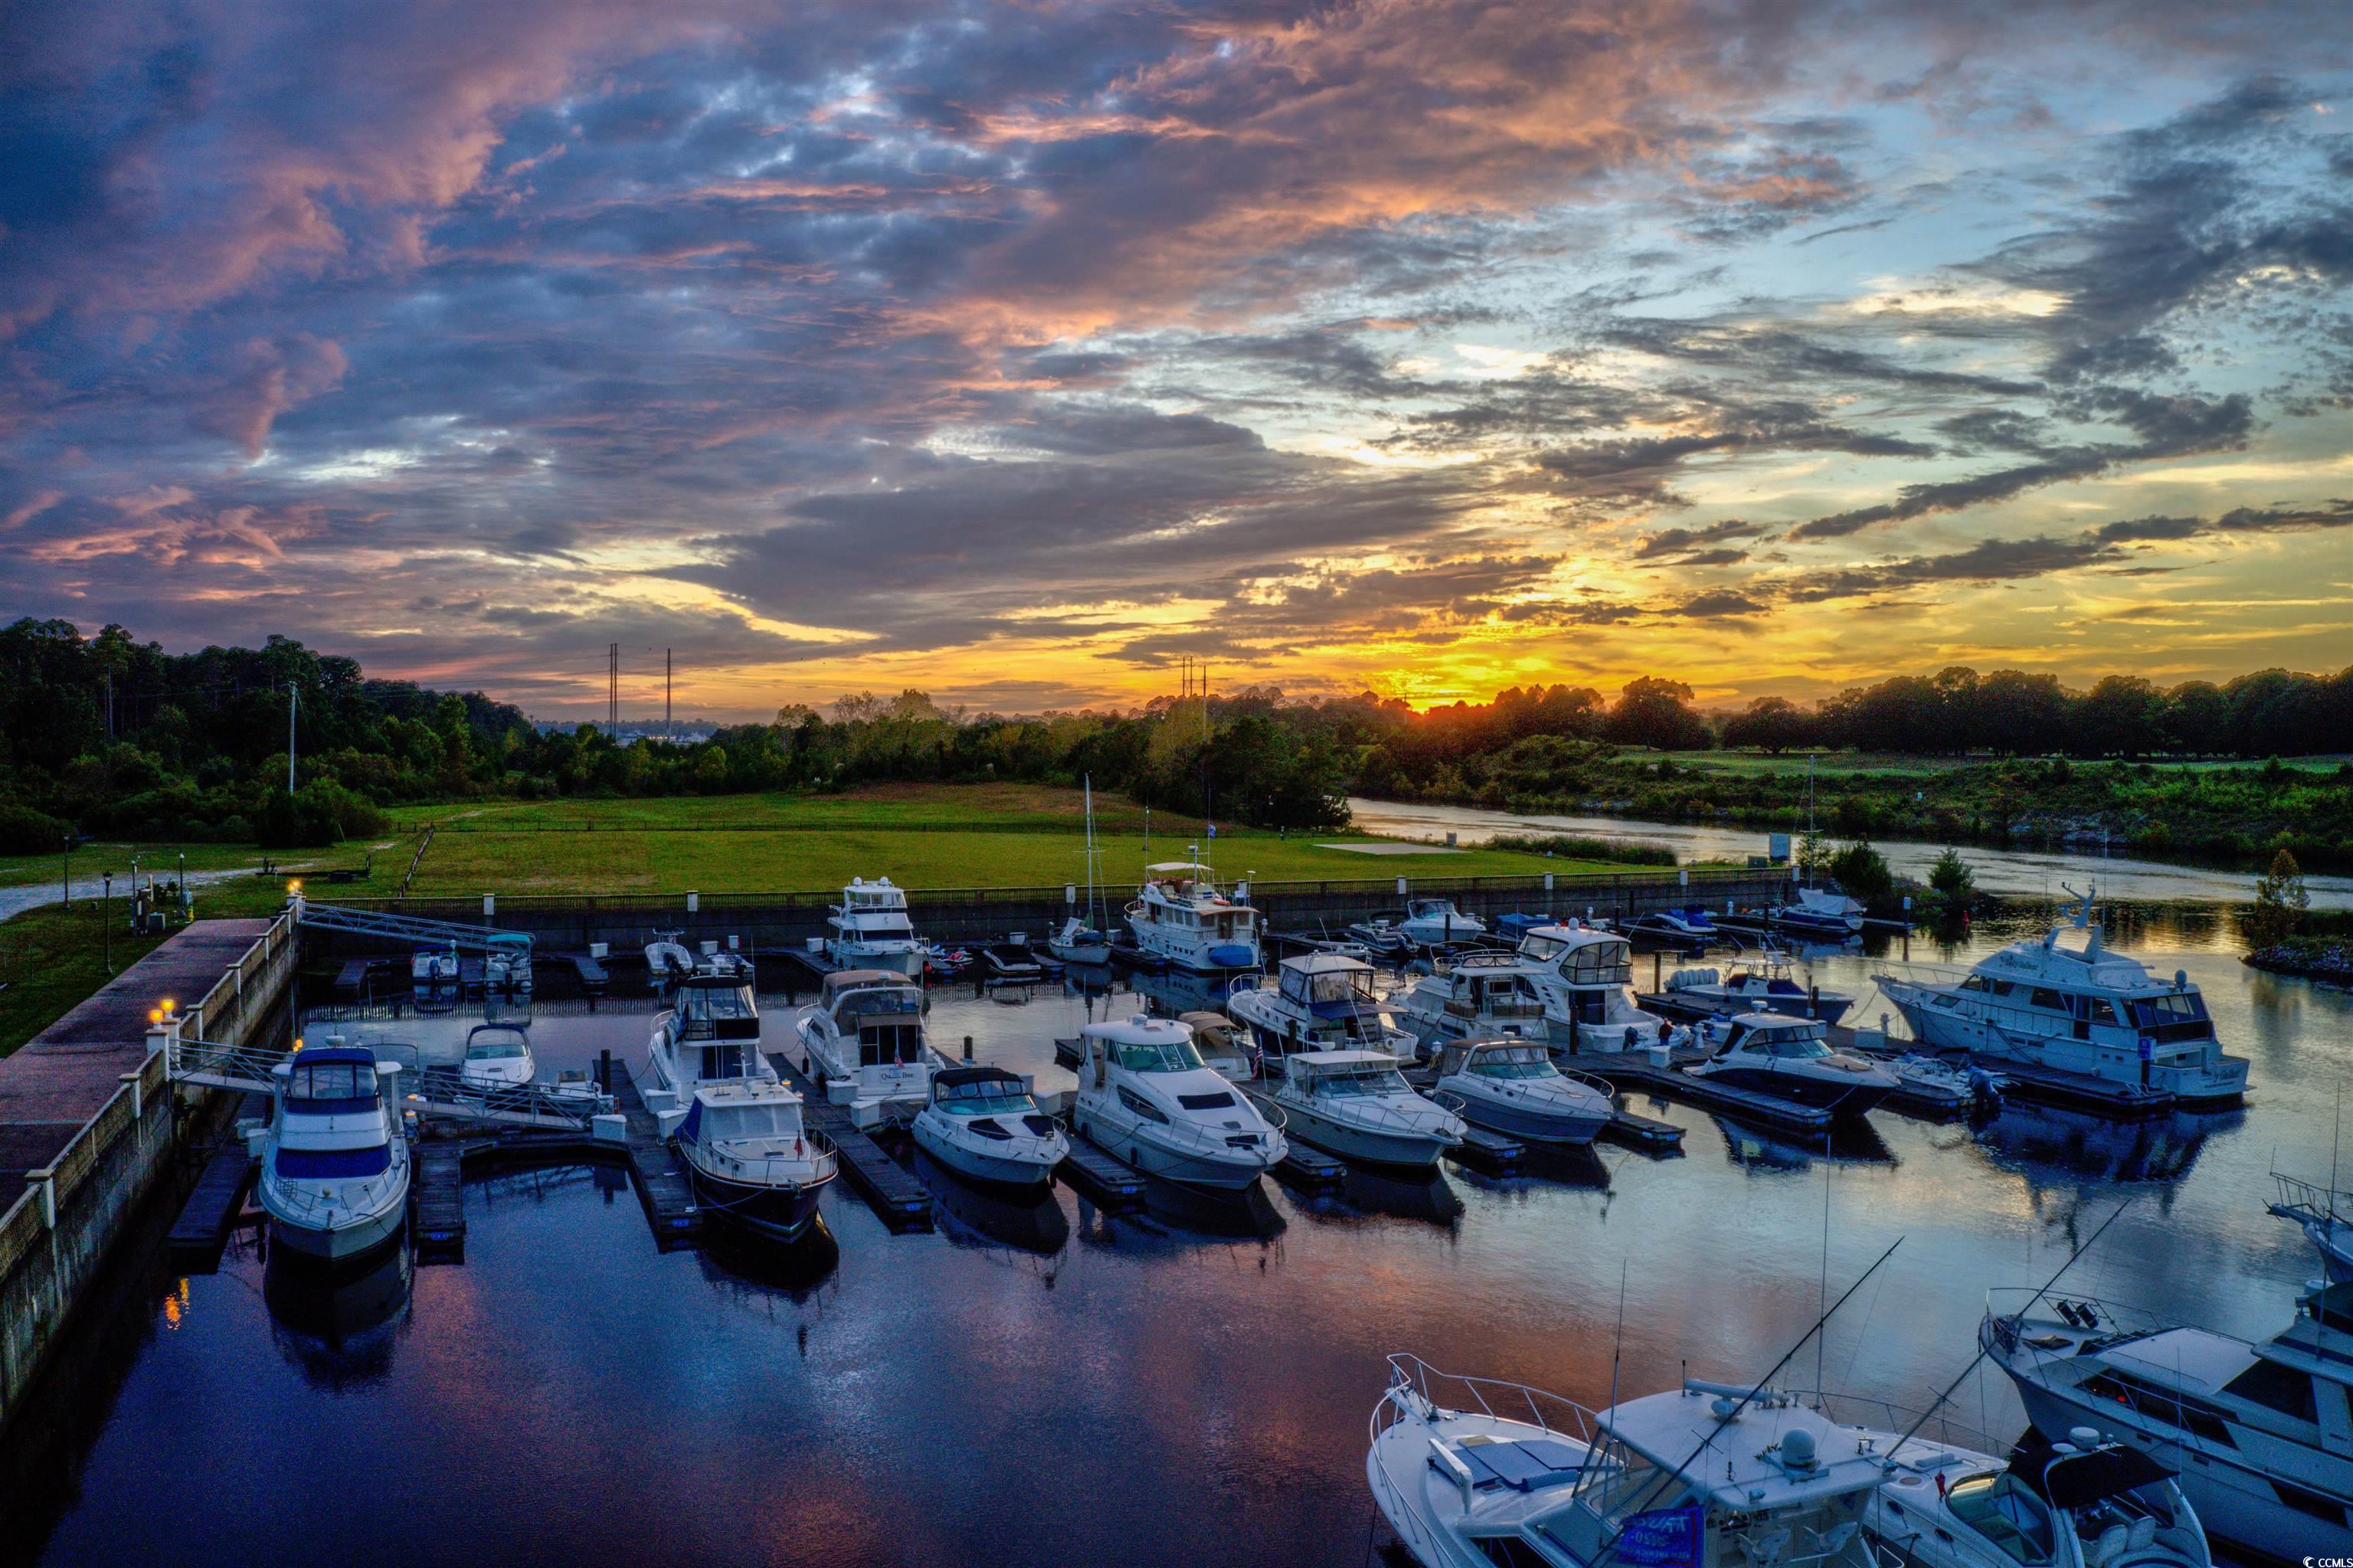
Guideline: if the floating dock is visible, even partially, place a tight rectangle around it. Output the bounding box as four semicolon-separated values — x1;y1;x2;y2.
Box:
411;1140;470;1262
768;1055;934;1232
610;1074;703;1247
1598;1108;1684;1154
1449;1126;1524;1170
165;1141;255;1272
1055;1137;1147;1209
1559;1050;1839;1138
1273;1141;1347;1190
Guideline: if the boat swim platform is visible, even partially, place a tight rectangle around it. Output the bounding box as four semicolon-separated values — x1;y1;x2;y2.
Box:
768;1054;934;1233
0;918;273;1217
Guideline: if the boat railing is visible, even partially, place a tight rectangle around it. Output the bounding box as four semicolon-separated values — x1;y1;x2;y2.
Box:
1264;1081;1461;1141
1377;1353;1599;1444
1776;1387;2005;1461
1556;1067;1622;1102
260;1147;410;1224
2270;1171;2353;1224
1982;1288;2171;1345
699;1128;841;1189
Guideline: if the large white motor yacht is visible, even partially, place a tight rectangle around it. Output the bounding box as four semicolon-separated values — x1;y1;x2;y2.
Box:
1664;952;1853;1023
1226;952;1418;1076
1368;1357;1886;1568
1395;898;1487;950
911;1065;1069;1189
257;1043;411;1263
1428;1038;1613;1145
1069;1016;1284;1188
1512;923;1682;1052
1268;1049;1463;1168
643;972;776;1136
793;968;941;1124
1984;1281;2353;1557
824;877;924;976
676;1079;836;1243
1124;862;1260;971
1685;1014;1899;1116
1876;890;2248;1109
1393;954;1550;1056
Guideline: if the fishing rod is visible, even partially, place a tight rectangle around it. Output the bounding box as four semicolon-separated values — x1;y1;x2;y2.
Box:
1879;1198;2132;1463
1586;1234;1904;1568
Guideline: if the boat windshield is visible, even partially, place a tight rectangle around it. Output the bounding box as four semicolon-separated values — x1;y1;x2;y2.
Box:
285;1059;379;1105
1114;1038;1205;1072
466;1035;528;1061
703;1102;802;1141
1314;1066;1411;1097
1761;1031;1832;1059
939;1079;1037;1115
2126;993;2206;1026
1520;934;1570;963
1946;1472;2055;1566
1469;1046;1555;1079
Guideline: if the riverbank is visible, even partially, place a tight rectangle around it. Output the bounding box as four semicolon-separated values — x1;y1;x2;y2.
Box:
2246;935;2353;986
1380;751;2353;870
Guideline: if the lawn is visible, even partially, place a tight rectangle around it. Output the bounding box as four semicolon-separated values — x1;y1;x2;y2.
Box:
0;900;176;1056
0;838;393;890
401;781;1612;894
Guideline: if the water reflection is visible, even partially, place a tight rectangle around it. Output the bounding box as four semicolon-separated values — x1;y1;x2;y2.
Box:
1970;1101;2240;1187
695;1219;841;1306
1710;1114;1897;1173
263;1239;413;1391
916;1150;1073;1258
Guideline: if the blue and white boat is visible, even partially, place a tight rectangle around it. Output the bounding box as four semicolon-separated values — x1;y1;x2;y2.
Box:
677;1079;836;1242
1125;862;1260;972
1633;905;1718;942
257;1043;411;1263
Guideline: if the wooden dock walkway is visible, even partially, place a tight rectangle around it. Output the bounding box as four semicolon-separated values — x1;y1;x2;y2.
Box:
1451;1126;1524;1170
610;1075;703;1248
1056;1137;1147;1208
411;1140;469;1262
1559;1049;1838;1137
769;1054;933;1232
166;1142;254;1272
1274;1141;1347;1190
559;952;609;996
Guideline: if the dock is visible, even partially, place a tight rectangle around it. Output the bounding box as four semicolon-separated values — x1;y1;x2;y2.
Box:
1559;1050;1839;1138
411;1139;470;1262
165;1141;254;1271
1055;1137;1147;1209
558;951;609;996
1274;1141;1347;1190
769;1054;934;1232
610;1073;703;1247
1449;1126;1524;1171
1599;1107;1685;1154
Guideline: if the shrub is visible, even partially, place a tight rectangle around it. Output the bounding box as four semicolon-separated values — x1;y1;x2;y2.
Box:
0;803;68;855
1487;833;1677;867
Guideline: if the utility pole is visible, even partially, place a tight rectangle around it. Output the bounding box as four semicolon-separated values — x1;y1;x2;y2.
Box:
286;681;299;794
102;872;112;974
61;833;70;912
608;643;619;733
666;647;673;732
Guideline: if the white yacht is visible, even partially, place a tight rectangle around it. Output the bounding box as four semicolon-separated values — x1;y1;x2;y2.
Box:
676;1079;836;1242
458;1023;534;1090
1685;1014;1900;1116
824;877;924;976
257;1043;411;1263
1428;1038;1613;1145
1393;954;1550;1056
1369;1357;1885;1568
911;1065;1069;1189
644;928;696;985
1125;862;1260;971
643;972;776;1135
1664;954;1853;1023
1069;1015;1285;1188
1876;889;2248;1109
793;968;940;1124
1860;1422;2209;1568
1985;1282;2353;1557
1226;953;1419;1076
1513;923;1682;1052
1396;897;1486;950
1268;1049;1464;1168
1774;885;1867;939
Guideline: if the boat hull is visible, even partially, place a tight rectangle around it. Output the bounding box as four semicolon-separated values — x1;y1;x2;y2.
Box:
1277;1102;1451;1169
683;1160;830;1242
2007;1371;2353;1559
263;1187;409;1263
910;1117;1060;1190
1443;1092;1606;1146
1074;1111;1275;1190
1684;1066;1891;1116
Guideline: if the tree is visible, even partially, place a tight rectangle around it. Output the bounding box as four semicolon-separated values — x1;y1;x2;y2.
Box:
1721;696;1815;755
1607;677;1712;751
1929;847;1975;912
2247;849;2310;948
1826;839;1894;909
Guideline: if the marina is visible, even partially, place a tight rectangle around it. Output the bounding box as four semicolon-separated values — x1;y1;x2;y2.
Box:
0;889;2347;1566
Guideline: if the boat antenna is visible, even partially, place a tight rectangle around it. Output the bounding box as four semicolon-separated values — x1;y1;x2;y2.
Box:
1816;1167;1831;1398
1607;1262;1628;1418
1588;1236;1904;1568
1882;1200;2132;1466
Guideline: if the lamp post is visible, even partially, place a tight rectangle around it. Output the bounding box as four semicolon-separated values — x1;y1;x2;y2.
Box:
102;872;113;974
61;834;70;912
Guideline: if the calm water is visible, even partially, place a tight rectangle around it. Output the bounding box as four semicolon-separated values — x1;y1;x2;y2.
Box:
1349;797;2353;909
10;905;2353;1568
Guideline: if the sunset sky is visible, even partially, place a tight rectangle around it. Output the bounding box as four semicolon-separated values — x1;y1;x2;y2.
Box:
4;2;2350;719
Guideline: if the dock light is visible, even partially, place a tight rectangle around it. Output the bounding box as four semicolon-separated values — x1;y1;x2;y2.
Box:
160;998;175;1013
149;1009;162;1025
292;1036;304;1052
288;878;303;893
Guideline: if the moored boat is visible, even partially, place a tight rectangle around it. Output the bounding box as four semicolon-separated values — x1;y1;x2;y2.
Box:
1069;1015;1284;1188
1268;1049;1463;1168
911;1065;1069;1189
676;1079;836;1242
257;1043;411;1264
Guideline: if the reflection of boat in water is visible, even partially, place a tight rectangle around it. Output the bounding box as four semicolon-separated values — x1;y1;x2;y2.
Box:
694;1218;841;1304
1337;1165;1465;1226
1970;1099;2238;1184
1711;1111;1897;1170
915;1149;1072;1256
1134;1173;1287;1239
263;1239;414;1391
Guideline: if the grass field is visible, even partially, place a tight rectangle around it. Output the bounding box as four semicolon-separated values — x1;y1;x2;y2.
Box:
0;901;176;1055
0;838;391;891
401;784;1599;894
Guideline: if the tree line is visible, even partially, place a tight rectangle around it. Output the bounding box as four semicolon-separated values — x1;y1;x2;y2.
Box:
2;617;2346;854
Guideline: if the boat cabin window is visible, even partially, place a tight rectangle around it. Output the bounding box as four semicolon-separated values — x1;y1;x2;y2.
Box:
466;1034;527;1061
1468;1046;1555;1079
1282;964;1376;1010
938;1079;1035;1115
284;1059;380;1107
1313;1065;1410;1097
679;983;760;1039
1111;1037;1205;1073
2220;1357;2319;1424
857;1022;926;1067
1946;1472;2055;1565
1520;934;1569;964
2076;1370;2238;1446
702;1102;800;1141
1760;1030;1832;1060
276;1142;392;1179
